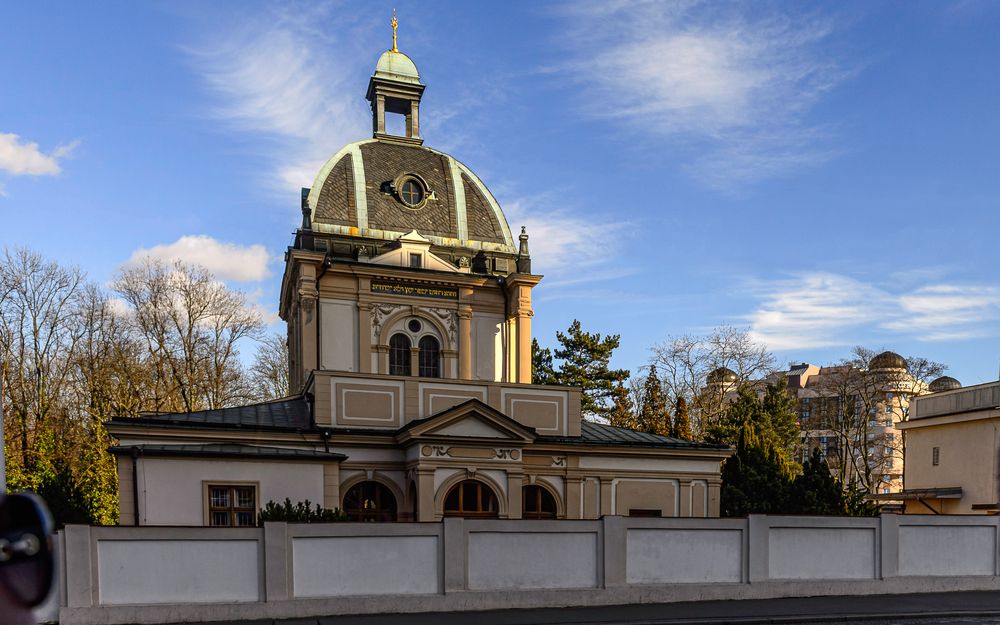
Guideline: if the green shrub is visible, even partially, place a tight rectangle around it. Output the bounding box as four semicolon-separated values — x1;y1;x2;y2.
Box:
257;498;348;524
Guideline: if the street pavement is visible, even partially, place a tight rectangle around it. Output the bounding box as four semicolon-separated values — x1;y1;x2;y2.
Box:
182;591;1000;625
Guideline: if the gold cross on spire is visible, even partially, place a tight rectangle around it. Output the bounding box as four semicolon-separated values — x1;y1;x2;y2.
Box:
391;9;398;52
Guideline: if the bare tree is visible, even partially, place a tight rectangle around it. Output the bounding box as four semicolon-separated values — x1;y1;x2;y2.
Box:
650;326;776;439
250;333;290;400
113;259;263;412
0;248;85;472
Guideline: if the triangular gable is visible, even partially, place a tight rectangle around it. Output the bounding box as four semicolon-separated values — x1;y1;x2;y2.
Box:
397;399;536;444
369;230;460;272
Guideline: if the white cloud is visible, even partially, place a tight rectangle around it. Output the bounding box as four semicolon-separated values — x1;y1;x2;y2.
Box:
744;272;1000;350
0;133;78;177
128;235;272;282
555;2;850;188
185;4;371;191
502;194;628;285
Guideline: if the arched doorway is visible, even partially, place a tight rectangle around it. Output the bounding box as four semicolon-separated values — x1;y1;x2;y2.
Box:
342;481;398;522
443;480;499;518
522;484;558;519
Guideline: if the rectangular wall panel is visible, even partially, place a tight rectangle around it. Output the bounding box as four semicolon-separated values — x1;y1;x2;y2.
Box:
98;539;260;605
467;531;598;590
626;529;742;583
292;536;440;597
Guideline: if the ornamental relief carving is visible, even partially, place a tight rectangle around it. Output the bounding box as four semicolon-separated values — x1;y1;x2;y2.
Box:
494;448;520;460
428;307;458;349
420;445;450;458
370;303;405;341
551;456;567;467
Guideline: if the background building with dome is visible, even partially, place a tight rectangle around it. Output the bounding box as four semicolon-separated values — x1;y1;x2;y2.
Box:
105;39;731;527
768;351;934;496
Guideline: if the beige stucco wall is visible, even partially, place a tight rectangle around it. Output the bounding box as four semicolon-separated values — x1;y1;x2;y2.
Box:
136;458;324;526
904;416;1000;514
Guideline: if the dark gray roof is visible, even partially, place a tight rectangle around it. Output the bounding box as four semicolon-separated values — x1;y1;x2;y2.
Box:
108;396;312;431
539;421;728;450
108;443;345;462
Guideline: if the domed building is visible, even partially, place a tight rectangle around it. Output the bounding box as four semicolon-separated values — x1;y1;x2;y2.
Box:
928;376;962;393
107;32;730;527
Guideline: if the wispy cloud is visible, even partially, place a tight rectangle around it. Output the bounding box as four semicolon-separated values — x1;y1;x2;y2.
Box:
0;133;78;177
184;3;371;191
744;271;1000;350
554;1;851;189
127;235;272;282
502;193;630;288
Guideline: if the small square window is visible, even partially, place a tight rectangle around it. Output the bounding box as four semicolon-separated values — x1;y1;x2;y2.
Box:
409;253;422;268
932;447;940;466
208;484;257;527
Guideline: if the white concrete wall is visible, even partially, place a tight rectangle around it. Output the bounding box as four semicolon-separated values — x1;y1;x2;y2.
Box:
138;458;324;526
292;535;440;597
97;539;260;605
467;530;599;590
60;514;1000;625
626;527;743;584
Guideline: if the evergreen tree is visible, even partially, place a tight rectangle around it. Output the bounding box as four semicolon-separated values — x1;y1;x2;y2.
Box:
720;419;793;517
672;396;692;440
789;448;845;515
552;320;629;420
637;365;670;435
707;381;800;471
531;338;556;385
608;381;637;429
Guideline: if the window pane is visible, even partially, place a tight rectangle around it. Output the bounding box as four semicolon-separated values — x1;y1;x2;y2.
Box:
235;487;255;509
463;482;478;510
389;333;411;376
211;488;230;508
235;511;255;527
418;336;440;378
211;511;230;527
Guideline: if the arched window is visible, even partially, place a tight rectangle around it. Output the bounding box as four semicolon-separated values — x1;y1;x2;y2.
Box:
418;335;440;378
389;333;411;376
343;481;397;522
522;485;557;519
443;480;499;518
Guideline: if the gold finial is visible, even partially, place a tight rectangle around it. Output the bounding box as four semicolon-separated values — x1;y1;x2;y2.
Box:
390;9;398;52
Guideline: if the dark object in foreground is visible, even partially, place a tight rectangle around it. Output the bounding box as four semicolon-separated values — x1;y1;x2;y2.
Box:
0;492;54;609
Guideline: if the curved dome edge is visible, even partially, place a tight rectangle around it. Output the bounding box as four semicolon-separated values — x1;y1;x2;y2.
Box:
305;141;515;252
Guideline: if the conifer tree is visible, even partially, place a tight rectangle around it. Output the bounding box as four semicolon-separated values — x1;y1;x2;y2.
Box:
672;396;692;440
720;419;793;517
637;365;670;436
531;338;556;385
552;320;629;420
789;448;845;515
608;381;637;429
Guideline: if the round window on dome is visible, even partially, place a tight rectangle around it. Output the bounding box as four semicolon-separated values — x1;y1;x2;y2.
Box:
395;175;427;209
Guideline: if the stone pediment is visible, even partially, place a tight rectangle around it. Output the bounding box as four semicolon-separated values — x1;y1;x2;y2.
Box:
396;399;536;444
369;230;462;272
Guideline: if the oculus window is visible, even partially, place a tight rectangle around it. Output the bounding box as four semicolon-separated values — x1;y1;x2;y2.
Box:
397;176;426;208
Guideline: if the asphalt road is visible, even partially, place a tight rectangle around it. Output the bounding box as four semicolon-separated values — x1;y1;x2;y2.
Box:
185;591;1000;625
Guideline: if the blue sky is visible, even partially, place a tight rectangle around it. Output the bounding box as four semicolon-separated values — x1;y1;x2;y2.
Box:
2;1;999;385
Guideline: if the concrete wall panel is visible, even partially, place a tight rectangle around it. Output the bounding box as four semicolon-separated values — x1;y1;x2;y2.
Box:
626;529;742;583
467;531;598;590
769;527;876;580
292;535;440;597
898;524;996;576
97;539;259;605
